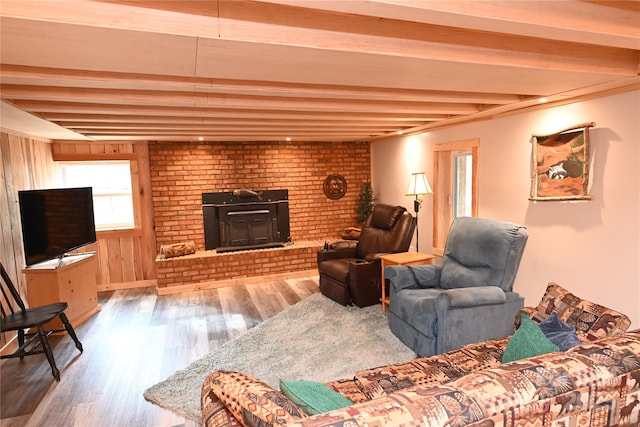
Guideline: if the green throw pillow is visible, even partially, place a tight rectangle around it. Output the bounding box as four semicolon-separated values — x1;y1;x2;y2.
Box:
503;314;559;363
279;379;352;415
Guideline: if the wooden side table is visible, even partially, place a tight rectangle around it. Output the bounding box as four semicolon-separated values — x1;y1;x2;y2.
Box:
379;252;434;312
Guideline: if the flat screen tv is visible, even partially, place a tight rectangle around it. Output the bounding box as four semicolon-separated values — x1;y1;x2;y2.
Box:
18;187;97;267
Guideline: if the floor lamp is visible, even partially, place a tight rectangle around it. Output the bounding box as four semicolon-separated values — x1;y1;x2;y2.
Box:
406;172;432;252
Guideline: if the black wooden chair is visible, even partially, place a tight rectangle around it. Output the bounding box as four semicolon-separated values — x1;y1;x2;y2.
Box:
0;262;83;381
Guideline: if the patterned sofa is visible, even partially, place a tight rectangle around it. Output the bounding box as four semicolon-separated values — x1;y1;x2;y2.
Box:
202;282;637;427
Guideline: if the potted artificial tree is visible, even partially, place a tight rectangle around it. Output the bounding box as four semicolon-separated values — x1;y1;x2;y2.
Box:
342;181;376;240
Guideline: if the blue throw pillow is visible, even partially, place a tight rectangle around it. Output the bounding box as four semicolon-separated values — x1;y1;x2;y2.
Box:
279;379;352;415
503;314;559;363
538;312;581;351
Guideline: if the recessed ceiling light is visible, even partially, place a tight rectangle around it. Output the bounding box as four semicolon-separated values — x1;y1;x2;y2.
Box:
538;97;549;103
286;137;292;141
198;136;204;141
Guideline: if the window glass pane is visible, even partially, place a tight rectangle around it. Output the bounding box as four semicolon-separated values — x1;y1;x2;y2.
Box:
59;161;134;230
453;153;473;218
92;195;135;229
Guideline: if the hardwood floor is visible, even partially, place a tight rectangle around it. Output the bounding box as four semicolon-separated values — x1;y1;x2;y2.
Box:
0;276;319;426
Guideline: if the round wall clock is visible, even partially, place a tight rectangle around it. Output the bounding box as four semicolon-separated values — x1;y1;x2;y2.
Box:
323;174;347;200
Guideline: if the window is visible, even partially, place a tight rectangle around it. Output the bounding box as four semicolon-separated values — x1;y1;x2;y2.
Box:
432;139;478;255
453;152;473;218
60;161;135;231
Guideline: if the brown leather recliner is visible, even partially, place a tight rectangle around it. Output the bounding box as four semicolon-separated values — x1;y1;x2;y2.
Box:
317;204;416;307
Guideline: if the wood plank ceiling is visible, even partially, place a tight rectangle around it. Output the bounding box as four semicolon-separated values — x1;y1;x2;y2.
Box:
1;0;639;142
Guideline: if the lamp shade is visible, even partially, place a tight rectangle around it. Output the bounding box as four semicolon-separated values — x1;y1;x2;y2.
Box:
406;172;432;196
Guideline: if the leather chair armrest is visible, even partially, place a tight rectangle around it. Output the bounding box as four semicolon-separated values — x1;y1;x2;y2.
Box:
348;259;380;285
348;258;379;271
317;247;358;263
329;240;358;251
348;259;382;307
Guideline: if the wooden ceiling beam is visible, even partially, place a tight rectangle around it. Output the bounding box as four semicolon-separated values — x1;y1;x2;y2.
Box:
15;101;442;121
254;0;640;49
2;1;637;142
11;0;636;49
78;129;379;137
3;1;636;78
2;85;482;114
43;113;429;126
0;65;524;104
211;0;638;76
62;123;406;131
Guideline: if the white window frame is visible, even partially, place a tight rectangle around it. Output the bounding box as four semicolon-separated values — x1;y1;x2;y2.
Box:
59;160;136;231
432;139;479;255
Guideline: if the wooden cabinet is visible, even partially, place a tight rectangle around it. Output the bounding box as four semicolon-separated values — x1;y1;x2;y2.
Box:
23;252;101;328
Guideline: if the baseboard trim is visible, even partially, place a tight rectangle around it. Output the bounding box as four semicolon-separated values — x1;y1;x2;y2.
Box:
156;269;318;295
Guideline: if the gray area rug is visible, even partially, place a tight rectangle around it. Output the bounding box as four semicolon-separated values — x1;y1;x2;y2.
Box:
143;292;416;422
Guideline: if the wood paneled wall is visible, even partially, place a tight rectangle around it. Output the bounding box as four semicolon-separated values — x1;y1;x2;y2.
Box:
1;132;60;348
0;135;157;315
51;141;157;290
1;133;59;296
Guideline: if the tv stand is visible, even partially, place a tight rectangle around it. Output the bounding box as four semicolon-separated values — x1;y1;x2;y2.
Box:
23;252;100;329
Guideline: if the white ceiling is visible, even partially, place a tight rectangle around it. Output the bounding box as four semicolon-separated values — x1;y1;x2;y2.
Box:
1;0;639;142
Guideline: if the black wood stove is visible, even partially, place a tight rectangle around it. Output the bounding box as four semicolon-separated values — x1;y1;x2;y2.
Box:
202;189;290;252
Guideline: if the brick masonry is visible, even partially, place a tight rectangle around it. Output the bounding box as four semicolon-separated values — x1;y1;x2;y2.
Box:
155;239;337;290
148;140;371;288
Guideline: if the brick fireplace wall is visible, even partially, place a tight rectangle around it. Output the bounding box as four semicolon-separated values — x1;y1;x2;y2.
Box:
149;140;371;289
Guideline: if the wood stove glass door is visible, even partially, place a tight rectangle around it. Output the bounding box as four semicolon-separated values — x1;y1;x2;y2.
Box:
226;209;274;247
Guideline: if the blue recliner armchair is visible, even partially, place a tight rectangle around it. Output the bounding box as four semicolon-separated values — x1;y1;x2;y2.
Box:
386;216;528;356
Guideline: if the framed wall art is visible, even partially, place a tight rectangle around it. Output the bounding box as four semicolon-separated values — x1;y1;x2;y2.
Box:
323;174;347;200
529;122;595;201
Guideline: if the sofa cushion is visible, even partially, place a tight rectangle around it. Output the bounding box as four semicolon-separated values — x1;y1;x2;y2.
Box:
282;331;640;427
202;384;243;427
323;378;369;404
524;282;631;341
351;337;510;400
539;312;581;351
285;383;482;427
279;380;352;415
353;354;469;400
204;370;306;427
503;314;559;363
